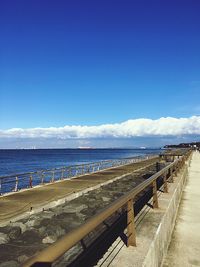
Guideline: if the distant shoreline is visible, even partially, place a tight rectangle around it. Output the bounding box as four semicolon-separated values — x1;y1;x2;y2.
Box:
0;147;162;150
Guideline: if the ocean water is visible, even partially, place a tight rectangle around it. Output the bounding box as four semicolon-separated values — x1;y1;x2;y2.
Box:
0;148;161;177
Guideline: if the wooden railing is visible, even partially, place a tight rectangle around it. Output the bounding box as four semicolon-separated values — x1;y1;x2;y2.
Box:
22;151;192;267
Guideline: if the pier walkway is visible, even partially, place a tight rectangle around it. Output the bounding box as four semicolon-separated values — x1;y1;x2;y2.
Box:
0;157;158;224
163;151;200;267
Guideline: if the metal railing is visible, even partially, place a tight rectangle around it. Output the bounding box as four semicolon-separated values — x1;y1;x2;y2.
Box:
0;155;157;195
22;151;192;267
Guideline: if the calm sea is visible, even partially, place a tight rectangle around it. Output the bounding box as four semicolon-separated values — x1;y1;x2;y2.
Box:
0;148;161;177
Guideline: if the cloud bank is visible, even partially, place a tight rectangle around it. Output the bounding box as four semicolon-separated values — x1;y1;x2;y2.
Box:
1;116;200;139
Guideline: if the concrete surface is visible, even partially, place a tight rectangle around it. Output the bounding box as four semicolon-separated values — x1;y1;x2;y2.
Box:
96;155;190;267
163;151;200;267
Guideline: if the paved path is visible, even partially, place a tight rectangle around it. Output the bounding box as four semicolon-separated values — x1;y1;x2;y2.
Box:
0;157;158;224
163;151;200;267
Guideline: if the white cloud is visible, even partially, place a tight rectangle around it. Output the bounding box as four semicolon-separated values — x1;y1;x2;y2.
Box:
0;116;200;139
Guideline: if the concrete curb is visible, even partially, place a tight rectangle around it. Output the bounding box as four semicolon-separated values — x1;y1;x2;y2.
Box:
143;163;188;267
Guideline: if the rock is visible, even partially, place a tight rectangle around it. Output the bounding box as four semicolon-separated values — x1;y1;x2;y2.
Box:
10;222;27;233
39;218;51;226
59;219;81;232
17;254;29;263
42;235;57;244
38;226;46;236
86;202;98;209
81;208;96;217
21;229;41;243
76;212;86;221
55;226;65;237
49;207;63;216
63;204;88;213
0;261;19;267
0;233;9;244
0;226;12;234
8;227;21;240
102;196;111;202
25;218;40;228
45;225;65;238
54;213;68;220
40;211;54;219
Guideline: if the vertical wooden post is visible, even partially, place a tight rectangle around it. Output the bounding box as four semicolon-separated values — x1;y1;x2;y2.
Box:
178;161;181;173
127;198;136;247
152;180;159;208
163;173;168;193
174;165;177;177
176;162;180;176
170;168;174;183
29;174;33;188
156;162;160;172
181;157;184;168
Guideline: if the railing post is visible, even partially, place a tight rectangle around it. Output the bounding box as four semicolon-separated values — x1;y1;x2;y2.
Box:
51;171;55;182
41;172;44;184
170;168;174;183
175;162;179;176
188;155;191;167
29;174;33;188
61;169;64;180
127;198;136;247
14;176;18;192
163;173;168;193
156;162;160;172
0;178;2;195
82;165;84;175
182;157;185;168
152;180;159;208
178;159;182;172
68;168;71;177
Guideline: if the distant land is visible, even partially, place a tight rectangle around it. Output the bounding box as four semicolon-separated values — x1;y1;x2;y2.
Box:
164;142;200;149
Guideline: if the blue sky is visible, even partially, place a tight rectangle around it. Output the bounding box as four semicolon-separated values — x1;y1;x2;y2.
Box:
0;0;200;148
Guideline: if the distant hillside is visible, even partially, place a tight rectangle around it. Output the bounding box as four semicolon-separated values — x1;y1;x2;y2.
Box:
164;142;200;149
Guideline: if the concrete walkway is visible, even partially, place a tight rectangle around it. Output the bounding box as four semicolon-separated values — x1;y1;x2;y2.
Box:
0;158;158;224
163;151;200;267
